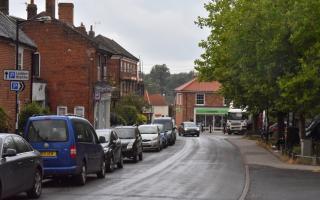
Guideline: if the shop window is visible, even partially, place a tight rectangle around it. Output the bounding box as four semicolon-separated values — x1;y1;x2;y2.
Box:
196;94;205;105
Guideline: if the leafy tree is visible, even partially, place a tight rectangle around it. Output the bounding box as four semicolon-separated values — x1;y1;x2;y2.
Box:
116;105;138;125
136;114;147;125
18;102;50;133
0;107;11;132
116;94;148;113
149;64;170;95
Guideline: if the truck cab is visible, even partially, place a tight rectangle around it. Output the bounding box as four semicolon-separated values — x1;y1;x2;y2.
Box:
226;108;247;135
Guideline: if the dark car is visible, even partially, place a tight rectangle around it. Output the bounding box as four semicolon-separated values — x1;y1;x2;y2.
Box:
152;117;177;145
0;133;43;199
96;129;124;172
114;126;143;162
24;115;106;185
179;122;200;137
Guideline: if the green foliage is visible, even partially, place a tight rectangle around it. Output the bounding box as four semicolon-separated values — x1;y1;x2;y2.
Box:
0;107;11;132
136;114;147;125
110;112;127;126
18;102;50;133
116;105;138;125
195;0;320;119
117;94;148;113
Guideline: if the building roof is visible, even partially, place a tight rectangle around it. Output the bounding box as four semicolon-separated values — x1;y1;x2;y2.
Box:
175;78;221;92
148;94;168;106
95;35;139;62
0;12;36;48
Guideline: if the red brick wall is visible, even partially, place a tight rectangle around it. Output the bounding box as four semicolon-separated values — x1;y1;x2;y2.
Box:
22;21;97;123
0;41;33;131
175;92;224;125
107;59;120;86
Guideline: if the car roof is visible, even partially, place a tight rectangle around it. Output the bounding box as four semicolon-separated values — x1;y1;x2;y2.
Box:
29;115;87;121
154;117;172;120
115;126;136;129
0;133;16;138
139;124;158;127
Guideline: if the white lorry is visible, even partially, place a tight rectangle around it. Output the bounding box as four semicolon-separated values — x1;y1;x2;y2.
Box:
226;108;247;134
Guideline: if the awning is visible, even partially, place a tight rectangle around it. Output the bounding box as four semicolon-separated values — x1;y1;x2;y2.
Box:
195;107;229;115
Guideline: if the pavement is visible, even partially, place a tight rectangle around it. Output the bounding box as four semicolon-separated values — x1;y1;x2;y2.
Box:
227;136;320;171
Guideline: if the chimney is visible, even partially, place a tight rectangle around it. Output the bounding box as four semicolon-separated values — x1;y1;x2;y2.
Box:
89;25;95;38
46;0;56;18
27;0;37;19
0;0;9;15
58;3;74;25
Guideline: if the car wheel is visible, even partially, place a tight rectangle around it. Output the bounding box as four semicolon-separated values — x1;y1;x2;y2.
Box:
75;162;87;186
27;168;42;198
106;157;115;172
139;152;143;161
133;153;138;163
97;160;106;178
117;155;124;169
197;134;200;137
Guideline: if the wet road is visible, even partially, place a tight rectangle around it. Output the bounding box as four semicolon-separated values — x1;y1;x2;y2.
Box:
9;134;245;200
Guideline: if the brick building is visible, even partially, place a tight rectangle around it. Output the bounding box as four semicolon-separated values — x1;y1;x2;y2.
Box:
174;79;228;131
94;35;144;107
145;93;169;120
21;0;113;129
0;8;37;131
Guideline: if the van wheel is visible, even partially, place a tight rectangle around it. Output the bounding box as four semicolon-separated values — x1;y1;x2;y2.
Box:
75;162;87;186
97;160;106;178
27;169;42;198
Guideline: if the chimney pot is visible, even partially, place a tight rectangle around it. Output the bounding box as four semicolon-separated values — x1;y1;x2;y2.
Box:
58;3;74;25
46;0;56;18
27;0;37;20
0;0;9;15
89;25;95;38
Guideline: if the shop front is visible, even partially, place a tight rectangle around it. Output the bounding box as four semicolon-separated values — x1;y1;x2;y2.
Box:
194;107;229;132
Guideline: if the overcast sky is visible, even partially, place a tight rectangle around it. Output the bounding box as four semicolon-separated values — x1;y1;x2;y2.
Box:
10;0;209;74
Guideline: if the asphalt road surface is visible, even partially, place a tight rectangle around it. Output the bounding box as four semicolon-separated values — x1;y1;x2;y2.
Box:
7;134;245;200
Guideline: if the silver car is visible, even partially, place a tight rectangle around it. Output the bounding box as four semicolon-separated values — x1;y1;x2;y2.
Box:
138;124;162;151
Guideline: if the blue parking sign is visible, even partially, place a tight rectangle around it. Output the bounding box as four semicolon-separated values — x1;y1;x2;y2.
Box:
9;72;16;79
12;82;19;90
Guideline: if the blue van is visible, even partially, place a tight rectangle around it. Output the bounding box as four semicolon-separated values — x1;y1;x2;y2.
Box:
24;115;106;185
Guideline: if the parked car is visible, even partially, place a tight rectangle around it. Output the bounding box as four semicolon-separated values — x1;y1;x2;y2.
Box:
114;126;143;162
96;129;124;172
138;124;162;151
154;123;168;148
152;117;177;145
179;121;200;137
0;133;43;199
24;115;106;185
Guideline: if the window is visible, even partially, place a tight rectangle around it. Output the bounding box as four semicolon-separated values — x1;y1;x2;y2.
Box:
176;93;183;105
32;52;40;77
17;47;24;70
72;120;93;143
74;106;85;117
121;61;124;72
27;120;68;142
13;136;32;153
97;56;101;81
57;106;67;115
196;94;205;105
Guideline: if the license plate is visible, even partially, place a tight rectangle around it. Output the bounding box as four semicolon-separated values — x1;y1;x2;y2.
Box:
40;151;57;157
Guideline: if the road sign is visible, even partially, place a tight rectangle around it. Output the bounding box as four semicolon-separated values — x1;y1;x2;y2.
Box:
10;81;25;92
4;70;29;81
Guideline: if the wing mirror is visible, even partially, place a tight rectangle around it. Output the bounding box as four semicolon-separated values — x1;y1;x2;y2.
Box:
99;136;106;143
2;148;17;158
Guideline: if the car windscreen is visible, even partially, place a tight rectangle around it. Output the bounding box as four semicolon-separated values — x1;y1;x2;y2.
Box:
138;126;158;134
115;128;135;139
27;119;68;142
227;112;245;120
96;131;111;142
153;119;173;131
184;122;197;127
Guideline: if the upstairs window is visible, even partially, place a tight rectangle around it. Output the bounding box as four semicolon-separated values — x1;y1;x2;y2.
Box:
176;93;183;105
17;47;24;70
196;94;205;105
32;52;40;77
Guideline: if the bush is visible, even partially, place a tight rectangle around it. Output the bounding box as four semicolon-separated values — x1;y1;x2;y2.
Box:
110;112;127;126
18;102;50;133
136;114;147;125
116;105;138;125
0;107;11;132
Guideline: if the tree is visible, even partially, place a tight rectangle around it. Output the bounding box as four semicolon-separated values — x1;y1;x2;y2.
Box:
0;107;11;132
149;64;170;95
116;105;138;125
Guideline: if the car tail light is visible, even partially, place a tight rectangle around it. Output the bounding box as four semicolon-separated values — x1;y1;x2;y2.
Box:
70;145;77;159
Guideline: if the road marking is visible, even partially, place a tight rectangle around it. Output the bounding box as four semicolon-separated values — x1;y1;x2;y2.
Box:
239;165;250;200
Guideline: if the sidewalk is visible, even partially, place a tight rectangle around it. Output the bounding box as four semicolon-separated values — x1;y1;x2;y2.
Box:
228;137;320;171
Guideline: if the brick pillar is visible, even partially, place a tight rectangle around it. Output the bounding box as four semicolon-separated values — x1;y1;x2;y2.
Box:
46;0;56;18
27;0;37;19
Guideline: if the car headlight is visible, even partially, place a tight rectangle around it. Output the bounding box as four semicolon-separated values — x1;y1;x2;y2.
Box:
196;127;200;131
